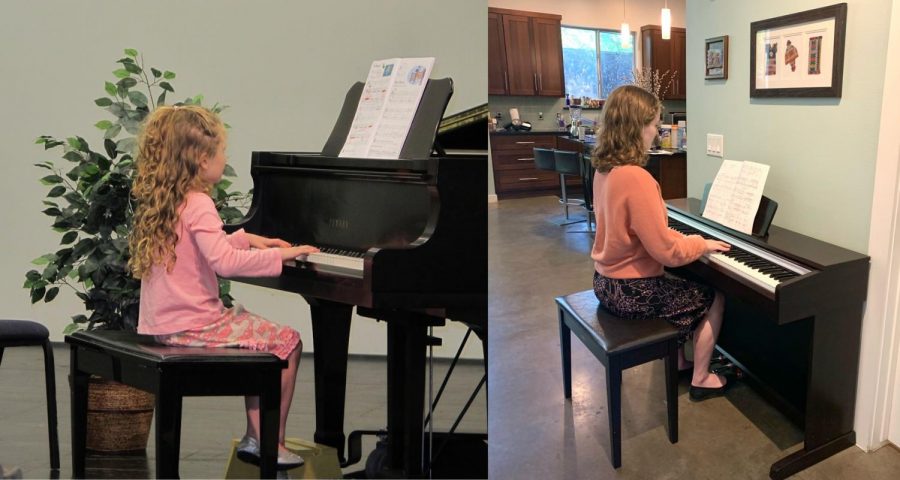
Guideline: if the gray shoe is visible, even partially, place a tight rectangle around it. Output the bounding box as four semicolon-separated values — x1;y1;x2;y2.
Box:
236;435;260;465
237;435;305;470
277;448;305;469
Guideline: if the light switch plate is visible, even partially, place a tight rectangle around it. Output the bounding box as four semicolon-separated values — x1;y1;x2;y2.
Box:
706;134;724;157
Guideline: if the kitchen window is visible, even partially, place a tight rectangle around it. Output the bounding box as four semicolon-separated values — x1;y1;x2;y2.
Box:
561;26;635;99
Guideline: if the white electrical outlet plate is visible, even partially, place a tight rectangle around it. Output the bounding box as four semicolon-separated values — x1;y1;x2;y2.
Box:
706;134;724;157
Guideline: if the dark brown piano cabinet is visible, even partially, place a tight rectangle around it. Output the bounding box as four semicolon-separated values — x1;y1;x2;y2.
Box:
666;198;869;480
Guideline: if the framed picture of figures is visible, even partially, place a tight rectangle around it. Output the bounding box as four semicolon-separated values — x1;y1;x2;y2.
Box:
750;3;847;97
705;36;729;80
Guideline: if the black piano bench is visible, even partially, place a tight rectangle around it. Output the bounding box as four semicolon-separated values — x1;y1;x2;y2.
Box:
65;330;287;479
556;290;680;469
0;319;59;471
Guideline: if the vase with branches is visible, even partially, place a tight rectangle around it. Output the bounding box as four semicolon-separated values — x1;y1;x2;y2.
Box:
631;67;677;101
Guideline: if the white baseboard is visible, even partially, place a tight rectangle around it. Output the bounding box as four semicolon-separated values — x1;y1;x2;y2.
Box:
488;194;498;203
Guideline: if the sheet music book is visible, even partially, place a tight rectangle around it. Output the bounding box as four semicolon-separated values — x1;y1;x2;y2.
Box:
702;160;771;234
339;57;435;159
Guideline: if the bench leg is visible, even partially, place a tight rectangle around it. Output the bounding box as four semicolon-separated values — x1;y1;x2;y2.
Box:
155;381;183;479
664;341;679;444
69;348;89;479
606;360;622;469
258;368;281;479
42;340;60;470
559;310;572;399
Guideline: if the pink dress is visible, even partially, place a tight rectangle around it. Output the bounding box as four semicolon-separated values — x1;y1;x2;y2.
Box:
138;191;299;359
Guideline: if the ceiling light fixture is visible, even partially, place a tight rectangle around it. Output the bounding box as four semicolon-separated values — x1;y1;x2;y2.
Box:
661;0;672;40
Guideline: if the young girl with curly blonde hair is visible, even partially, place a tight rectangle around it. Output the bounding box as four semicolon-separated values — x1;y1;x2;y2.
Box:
590;85;732;401
129;104;317;468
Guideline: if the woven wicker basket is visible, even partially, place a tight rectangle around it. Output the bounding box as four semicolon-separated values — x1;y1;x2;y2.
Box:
86;377;155;453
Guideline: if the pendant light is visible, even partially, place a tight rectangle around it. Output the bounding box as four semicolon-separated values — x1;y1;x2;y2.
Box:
661;1;672;40
620;0;630;48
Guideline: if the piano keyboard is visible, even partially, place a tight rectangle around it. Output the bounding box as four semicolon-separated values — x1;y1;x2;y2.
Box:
296;247;366;277
668;210;811;294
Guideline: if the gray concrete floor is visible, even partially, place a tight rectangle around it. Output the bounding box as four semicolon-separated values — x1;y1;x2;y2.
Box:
0;335;485;478
487;195;900;479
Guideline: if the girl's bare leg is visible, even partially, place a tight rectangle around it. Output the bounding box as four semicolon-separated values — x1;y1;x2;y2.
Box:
691;291;727;388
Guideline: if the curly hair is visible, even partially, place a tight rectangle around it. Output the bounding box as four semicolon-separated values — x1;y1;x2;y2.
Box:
591;85;661;173
128;105;226;279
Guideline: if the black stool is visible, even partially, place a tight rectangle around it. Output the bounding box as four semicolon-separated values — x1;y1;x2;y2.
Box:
0;319;59;470
66;330;286;479
554;150;590;229
556;290;679;468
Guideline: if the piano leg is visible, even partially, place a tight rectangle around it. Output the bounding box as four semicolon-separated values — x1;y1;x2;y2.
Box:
308;299;353;463
379;310;445;478
769;304;863;480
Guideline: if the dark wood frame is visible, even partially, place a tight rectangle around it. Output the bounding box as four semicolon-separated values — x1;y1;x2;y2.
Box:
704;35;729;80
750;3;847;98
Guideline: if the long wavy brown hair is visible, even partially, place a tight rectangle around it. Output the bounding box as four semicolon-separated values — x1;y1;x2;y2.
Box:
591;85;661;173
128;105;226;279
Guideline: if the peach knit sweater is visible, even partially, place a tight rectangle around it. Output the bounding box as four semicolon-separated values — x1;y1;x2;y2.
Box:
591;165;706;278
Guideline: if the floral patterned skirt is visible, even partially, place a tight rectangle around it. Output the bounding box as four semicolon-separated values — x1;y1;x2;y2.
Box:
154;304;301;360
593;271;715;346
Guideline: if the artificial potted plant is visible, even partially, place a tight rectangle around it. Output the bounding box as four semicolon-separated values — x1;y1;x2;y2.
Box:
24;48;248;453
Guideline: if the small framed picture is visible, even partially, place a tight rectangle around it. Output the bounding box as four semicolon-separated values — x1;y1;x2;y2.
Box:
705;35;729;80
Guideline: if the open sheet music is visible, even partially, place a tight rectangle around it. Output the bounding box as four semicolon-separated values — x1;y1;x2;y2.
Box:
339;57;435;159
702;160;770;234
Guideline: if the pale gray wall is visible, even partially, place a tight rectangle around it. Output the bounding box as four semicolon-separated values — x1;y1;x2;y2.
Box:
0;0;487;358
686;0;891;253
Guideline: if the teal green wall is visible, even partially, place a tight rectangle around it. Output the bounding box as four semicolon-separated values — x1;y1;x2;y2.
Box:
686;0;891;253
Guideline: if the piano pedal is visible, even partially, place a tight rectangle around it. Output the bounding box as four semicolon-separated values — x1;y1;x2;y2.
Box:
426;335;443;347
710;362;744;379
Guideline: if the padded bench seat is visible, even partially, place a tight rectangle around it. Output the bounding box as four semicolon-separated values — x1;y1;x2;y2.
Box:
66;330;286;479
556;290;680;468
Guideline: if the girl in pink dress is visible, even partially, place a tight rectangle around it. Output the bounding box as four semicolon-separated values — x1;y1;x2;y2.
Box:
128;105;317;468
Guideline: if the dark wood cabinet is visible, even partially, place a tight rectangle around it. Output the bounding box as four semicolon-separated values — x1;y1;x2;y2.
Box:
491;133;579;198
488;8;565;97
641;25;686;100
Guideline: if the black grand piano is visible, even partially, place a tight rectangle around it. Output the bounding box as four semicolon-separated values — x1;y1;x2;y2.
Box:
225;79;487;478
665;198;869;479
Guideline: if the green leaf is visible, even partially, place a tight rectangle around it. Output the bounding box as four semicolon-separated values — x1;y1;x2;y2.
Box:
30;286;46;304
32;253;55;265
124;62;141;74
112;68;130;79
104;124;122;139
151;67;162;78
163;70;176;79
192;94;204;104
124;48;138;57
44;286;60;302
223;164;237;177
128;91;148;108
105;81;117;96
63;323;82;335
33;163;53;170
95;120;113;130
216;179;232;190
95;97;113;107
61;231;78;244
116;137;136;154
104;139;118;158
118;77;138;89
40;174;64;185
25;270;42;283
160;81;174;92
47;185;66;197
42;207;61;217
62;151;82;162
67;137;81;149
157;91;167;106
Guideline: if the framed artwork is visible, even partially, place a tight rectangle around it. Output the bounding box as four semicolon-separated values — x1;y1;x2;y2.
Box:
705;36;729;80
750;3;847;97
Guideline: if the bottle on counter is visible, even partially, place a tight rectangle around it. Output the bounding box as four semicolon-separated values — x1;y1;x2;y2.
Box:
678;121;687;150
556;112;566;131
